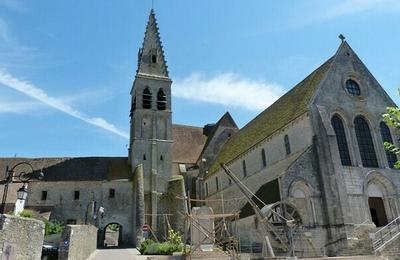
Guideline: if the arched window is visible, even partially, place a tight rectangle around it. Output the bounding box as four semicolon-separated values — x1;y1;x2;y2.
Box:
157;89;167;110
354;116;378;168
261;149;267;168
331;115;352;166
380;122;397;168
216;177;219;192
142;88;152;109
284;135;291;155
242;160;247;177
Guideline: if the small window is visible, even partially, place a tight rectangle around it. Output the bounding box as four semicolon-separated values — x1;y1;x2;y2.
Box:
109;189;115;199
66;219;77;225
142;88;152;109
216;177;219;192
151;54;157;63
205;182;209;197
157;89;167;110
261;149;267;167
143;154;146;160
284;135;291;155
242;160;247;177
160;155;163;161
345;79;361;96
74;191;80;200
41;191;47;201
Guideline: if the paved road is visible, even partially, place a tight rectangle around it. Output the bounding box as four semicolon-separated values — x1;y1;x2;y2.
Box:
89;248;140;260
90;249;183;260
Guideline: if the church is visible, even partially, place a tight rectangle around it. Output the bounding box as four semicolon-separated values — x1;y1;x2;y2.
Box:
1;9;400;257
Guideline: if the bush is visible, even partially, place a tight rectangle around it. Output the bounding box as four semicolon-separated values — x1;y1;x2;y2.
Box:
45;220;64;236
19;209;34;218
139;229;183;255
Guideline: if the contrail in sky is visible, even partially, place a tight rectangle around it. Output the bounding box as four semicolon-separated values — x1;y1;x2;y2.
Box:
0;70;129;139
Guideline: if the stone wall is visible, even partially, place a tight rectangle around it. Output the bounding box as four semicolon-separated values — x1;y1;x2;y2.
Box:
0;214;44;260
59;224;97;260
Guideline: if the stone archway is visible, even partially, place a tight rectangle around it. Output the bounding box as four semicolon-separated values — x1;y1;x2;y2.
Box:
101;223;123;248
364;173;397;227
288;180;316;227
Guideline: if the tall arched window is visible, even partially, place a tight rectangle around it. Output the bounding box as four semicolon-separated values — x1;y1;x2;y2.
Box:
380;122;397;168
142;88;152;109
242;160;247;177
331;115;352;166
261;149;267;168
157;88;167;110
354;116;378;168
284;135;291;155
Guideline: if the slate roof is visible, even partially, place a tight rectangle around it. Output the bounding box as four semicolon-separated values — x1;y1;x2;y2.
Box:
207;57;334;175
0;157;130;182
172;124;207;164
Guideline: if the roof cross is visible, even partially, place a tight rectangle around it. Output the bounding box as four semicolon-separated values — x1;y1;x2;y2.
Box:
339;34;346;42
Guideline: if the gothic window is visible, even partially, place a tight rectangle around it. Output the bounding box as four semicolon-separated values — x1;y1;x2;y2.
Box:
205;182;209;197
380;122;397;168
150;48;157;64
261;149;267;167
354;116;378;167
331;115;352;166
142;87;152;109
157;88;167;110
143;154;146;160
346;79;361;96
284;135;291;155
216;177;219;192
242;160;247;177
160;155;164;161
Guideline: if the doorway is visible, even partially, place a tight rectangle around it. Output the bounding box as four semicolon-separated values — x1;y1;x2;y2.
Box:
103;223;123;248
368;197;388;227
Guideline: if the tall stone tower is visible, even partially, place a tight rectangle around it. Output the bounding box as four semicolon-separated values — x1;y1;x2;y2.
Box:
129;9;173;228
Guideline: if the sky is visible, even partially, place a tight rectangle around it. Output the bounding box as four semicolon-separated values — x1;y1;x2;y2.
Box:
0;0;400;158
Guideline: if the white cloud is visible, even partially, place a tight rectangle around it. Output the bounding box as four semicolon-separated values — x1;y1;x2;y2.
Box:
0;70;129;139
0;100;42;113
316;0;400;22
173;73;284;112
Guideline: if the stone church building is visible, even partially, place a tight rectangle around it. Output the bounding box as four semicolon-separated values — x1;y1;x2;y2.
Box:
1;9;400;256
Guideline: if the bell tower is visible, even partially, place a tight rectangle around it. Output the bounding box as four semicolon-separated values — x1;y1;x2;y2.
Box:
129;9;173;227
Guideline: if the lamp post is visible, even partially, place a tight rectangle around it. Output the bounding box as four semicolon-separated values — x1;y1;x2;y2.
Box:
0;162;44;214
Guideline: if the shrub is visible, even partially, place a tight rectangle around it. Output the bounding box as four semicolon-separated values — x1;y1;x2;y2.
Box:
139;229;183;255
45;220;64;236
19;209;34;218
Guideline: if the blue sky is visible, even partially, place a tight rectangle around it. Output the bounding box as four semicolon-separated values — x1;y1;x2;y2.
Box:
0;0;399;157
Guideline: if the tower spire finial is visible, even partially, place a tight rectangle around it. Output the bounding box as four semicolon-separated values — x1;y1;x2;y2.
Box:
338;34;346;43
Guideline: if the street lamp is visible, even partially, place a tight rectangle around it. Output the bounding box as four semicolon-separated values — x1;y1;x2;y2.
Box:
0;162;44;214
16;185;28;201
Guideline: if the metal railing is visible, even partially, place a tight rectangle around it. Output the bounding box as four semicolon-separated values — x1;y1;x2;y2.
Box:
373;215;400;252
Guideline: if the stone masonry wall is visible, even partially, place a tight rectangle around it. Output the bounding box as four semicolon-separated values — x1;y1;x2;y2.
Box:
59;224;98;260
0;214;44;260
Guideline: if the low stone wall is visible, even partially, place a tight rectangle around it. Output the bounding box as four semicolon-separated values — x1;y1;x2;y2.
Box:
59;224;98;260
0;214;45;260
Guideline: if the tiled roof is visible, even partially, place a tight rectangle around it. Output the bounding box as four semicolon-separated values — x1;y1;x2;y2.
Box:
0;157;130;182
208;57;333;175
172;124;206;164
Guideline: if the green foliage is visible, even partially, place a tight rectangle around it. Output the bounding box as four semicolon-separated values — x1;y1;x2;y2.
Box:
383;105;400;169
139;229;183;255
19;209;34;218
107;223;120;232
45;220;64;236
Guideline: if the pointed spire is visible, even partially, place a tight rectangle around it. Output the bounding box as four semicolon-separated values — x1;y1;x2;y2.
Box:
136;9;169;78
